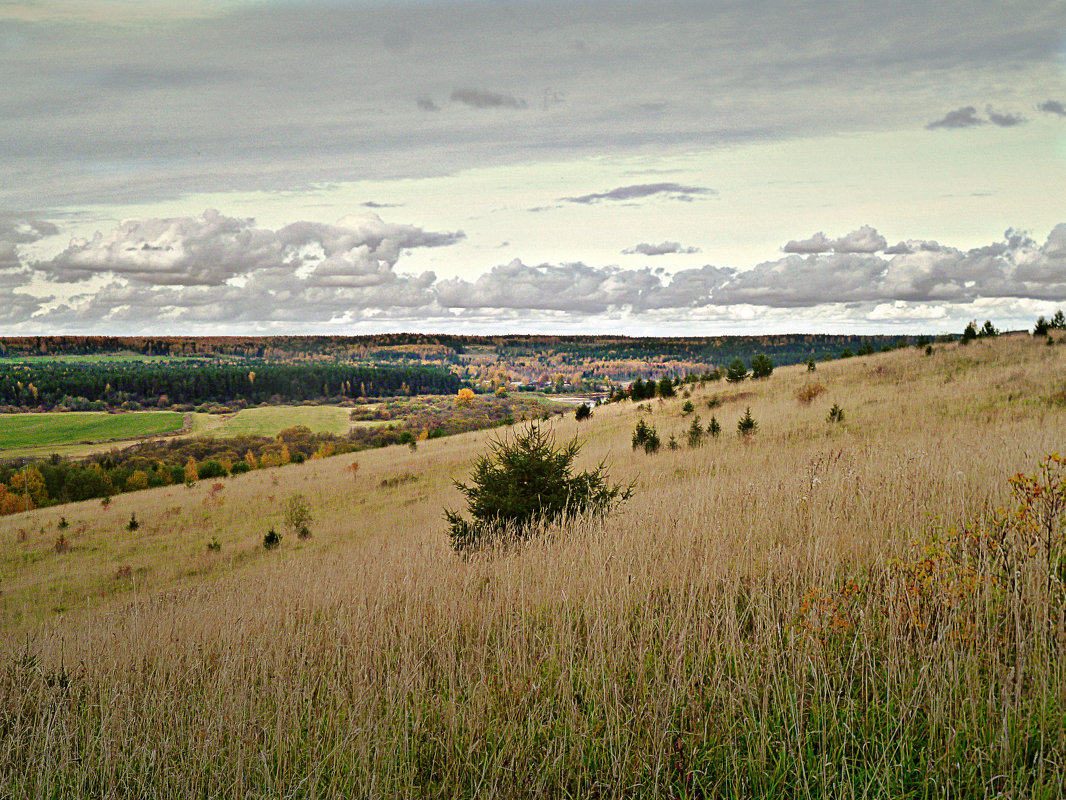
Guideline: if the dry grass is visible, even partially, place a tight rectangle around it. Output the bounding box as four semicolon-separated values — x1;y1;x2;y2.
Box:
1;334;1065;798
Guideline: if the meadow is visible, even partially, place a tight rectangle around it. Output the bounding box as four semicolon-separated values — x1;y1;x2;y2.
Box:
0;411;184;453
1;334;1064;797
188;405;355;438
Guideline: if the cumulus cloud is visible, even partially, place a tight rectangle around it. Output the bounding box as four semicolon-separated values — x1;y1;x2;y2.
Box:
40;209;463;287
7;212;1066;332
1038;100;1066;117
623;241;701;256
450;89;527;109
562;183;713;204
784;226;886;254
926;106;985;129
434;260;732;313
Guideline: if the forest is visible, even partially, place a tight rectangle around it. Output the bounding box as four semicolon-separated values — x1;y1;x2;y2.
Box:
0;361;460;411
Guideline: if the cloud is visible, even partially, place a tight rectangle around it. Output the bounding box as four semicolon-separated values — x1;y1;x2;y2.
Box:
784;226;886;254
623;241;701;256
361;201;403;209
783;231;834;254
37;210;464;290
434;260;732;313
562;183;713;204
7;212;1066;332
1038;100;1066;117
450;89;527;110
986;107;1025;127
926;106;986;129
0;216;60;245
832;225;888;253
416;97;439;112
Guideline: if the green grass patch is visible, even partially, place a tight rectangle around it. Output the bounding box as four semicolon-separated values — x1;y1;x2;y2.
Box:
0;412;184;450
190;405;353;438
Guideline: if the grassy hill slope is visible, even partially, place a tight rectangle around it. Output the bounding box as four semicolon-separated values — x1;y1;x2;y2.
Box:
1;334;1065;798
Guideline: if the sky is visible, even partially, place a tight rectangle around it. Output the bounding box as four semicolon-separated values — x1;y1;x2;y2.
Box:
1;0;1065;336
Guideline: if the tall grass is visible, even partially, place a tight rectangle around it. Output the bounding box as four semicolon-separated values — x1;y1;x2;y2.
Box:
1;335;1064;798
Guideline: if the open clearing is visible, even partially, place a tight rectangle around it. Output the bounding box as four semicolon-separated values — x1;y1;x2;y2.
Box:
188;404;354;438
0;411;184;454
2;335;1065;797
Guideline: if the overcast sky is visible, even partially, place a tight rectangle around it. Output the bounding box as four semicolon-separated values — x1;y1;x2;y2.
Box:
1;0;1065;335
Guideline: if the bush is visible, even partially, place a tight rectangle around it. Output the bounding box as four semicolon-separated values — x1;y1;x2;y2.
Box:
795;382;826;405
284;493;313;540
264;528;281;550
197;460;227;480
445;423;632;553
574;404;592;422
229;461;251;475
737;407;758;437
807;359;816;372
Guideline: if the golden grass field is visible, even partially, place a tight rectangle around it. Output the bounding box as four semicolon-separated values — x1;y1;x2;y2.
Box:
1;334;1065;797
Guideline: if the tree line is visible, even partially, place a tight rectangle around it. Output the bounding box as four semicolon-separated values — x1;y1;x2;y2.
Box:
0;362;460;410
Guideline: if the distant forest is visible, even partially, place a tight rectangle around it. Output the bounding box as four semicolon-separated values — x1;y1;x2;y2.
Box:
0;362;460;411
0;332;941;367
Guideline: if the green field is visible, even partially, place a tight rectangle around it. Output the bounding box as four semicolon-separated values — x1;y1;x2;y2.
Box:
189;405;353;438
0;411;184;451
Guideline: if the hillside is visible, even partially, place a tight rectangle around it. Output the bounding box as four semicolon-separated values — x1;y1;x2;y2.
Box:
2;334;1065;797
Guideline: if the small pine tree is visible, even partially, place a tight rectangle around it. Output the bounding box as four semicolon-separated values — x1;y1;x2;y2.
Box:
574;404;592;422
681;400;695;415
725;358;748;383
1051;309;1065;329
708;415;721;438
264;528;281;550
666;434;680;451
827;403;845;423
126;513;139;532
686;415;704;448
642;426;661;454
657;376;676;398
632;419;652;450
751;354;774;379
961;321;978;344
444;423;632;553
737;407;757;437
807;359;816;372
979;320;998;338
1034;316;1049;337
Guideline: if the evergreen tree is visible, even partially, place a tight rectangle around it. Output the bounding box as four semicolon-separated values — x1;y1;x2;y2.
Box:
686;415;704;448
751;354;774;379
656;376;675;398
737;407;758;437
725;358;748;383
444;423;632;552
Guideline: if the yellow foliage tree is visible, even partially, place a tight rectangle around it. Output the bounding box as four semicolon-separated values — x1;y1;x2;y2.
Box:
244;450;258;470
457;388;475;407
125;470;149;492
9;466;47;507
184;457;199;484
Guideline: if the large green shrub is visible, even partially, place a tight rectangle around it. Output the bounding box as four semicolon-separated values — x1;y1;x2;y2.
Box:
445;423;632;553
